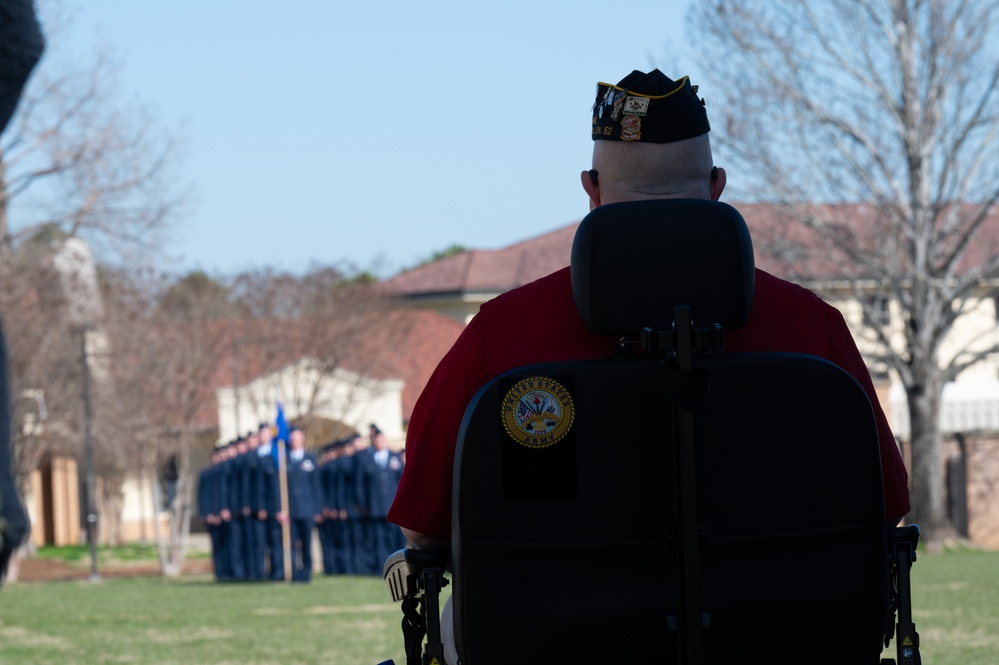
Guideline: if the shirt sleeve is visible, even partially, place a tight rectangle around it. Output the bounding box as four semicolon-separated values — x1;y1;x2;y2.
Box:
824;306;911;524
388;314;492;537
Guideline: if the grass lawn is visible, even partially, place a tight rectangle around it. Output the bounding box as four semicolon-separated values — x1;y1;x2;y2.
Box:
33;543;210;561
32;543;210;570
0;571;414;665
900;543;999;664
0;543;995;664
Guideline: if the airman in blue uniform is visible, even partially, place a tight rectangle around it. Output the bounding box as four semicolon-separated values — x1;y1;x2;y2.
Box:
198;446;229;580
330;435;360;574
317;443;337;575
355;424;404;574
257;423;285;580
239;431;267;580
284;427;322;582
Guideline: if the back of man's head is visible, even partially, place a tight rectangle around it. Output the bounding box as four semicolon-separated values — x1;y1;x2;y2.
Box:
585;70;722;205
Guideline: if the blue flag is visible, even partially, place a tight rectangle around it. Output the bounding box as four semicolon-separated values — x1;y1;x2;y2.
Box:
274;401;290;465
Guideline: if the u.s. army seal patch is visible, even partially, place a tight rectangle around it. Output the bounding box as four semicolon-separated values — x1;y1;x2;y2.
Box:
501;376;575;449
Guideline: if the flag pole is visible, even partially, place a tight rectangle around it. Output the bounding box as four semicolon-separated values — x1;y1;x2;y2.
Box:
278;436;292;582
274;399;293;583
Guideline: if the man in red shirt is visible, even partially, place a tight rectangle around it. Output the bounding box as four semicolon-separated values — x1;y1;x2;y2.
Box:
388;69;910;556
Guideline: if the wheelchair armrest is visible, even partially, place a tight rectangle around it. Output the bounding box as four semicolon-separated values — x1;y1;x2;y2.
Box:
888;524;920;556
383;547;449;602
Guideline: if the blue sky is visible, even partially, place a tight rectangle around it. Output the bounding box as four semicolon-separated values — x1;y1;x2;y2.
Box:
52;1;695;278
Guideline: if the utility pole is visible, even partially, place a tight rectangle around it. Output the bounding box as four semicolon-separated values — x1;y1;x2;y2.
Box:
80;324;100;582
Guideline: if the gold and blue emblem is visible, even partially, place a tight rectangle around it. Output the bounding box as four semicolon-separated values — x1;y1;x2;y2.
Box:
501;376;575;449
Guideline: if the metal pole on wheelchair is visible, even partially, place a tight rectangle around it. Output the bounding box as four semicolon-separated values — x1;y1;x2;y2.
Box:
384;548;449;665
891;525;920;664
420;566;446;664
673;306;705;664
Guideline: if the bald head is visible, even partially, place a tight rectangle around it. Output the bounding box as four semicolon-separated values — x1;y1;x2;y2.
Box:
584;133;720;208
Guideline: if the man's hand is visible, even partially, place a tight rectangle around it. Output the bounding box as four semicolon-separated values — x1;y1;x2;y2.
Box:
401;526;450;552
220;509;231;522
276;511;288;525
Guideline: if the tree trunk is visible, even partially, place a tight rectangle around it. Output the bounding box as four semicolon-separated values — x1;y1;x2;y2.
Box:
150;473;168;574
158;439;194;577
138;472;148;543
906;377;953;544
170;442;193;574
4;546;23;583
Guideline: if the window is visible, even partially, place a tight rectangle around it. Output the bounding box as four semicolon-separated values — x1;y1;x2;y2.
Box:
865;295;890;327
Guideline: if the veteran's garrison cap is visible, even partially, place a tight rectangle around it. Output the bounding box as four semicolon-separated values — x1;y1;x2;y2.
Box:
592;69;709;143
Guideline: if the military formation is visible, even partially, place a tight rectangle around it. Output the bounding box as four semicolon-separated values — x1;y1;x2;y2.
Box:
197;422;405;582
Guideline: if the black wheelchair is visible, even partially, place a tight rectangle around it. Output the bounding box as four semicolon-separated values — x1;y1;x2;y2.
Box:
384;199;921;664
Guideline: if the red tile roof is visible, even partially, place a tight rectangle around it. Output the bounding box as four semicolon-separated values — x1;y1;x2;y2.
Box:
382;202;999;295
743;202;999;282
343;309;464;421
381;224;579;295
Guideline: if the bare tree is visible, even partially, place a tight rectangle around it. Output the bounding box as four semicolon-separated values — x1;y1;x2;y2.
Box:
227;266;408;441
100;268;233;576
93;267;159;547
98;264;409;575
4;238;80;500
0;1;187;564
690;0;999;541
0;3;187;266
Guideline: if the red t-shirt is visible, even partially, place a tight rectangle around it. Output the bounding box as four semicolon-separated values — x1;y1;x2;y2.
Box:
388;266;911;536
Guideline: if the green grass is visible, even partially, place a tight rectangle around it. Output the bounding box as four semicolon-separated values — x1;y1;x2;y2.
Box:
35;543;209;567
0;544;995;664
899;543;999;664
0;573;415;664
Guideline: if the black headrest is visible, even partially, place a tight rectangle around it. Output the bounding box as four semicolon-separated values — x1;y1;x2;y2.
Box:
571;199;755;336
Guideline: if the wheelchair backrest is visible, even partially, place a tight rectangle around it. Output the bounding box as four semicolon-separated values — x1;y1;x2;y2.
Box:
450;200;889;664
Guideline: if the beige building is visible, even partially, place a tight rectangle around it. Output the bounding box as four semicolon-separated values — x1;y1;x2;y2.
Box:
216;361;406;447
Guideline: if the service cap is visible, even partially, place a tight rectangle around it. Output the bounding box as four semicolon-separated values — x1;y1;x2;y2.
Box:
592;69;709;143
